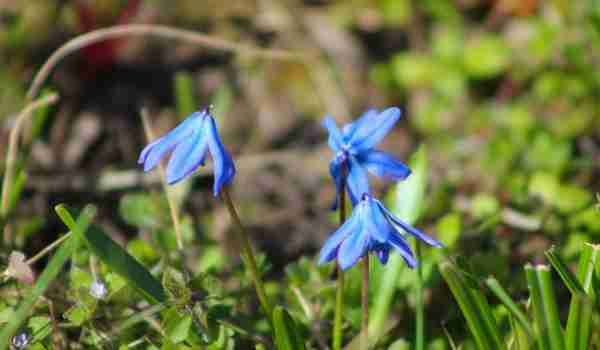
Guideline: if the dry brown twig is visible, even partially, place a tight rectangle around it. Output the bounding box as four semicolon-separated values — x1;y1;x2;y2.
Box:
27;24;309;101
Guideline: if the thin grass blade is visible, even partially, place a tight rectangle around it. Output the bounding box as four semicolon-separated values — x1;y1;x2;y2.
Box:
544;246;584;294
575;243;600;293
525;264;564;350
273;306;306;350
564;243;599;350
440;260;505;350
565;293;593;350
369;145;428;341
485;276;534;339
508;314;531;350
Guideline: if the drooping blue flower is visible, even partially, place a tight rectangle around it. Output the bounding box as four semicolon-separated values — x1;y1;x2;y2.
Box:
318;193;442;270
323;107;411;208
138;108;236;195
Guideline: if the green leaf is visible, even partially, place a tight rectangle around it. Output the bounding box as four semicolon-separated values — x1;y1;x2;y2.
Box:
440;261;505;350
119;193;164;229
369;145;428;341
64;304;92;326
575;243;600;294
436;213;462;248
564;293;593;350
378;0;412;26
485;277;534;340
508;314;531;350
0;205;96;349
163;307;193;344
82;225;167;304
564;243;599;350
272;306;306;350
28;316;52;343
54;204;78;230
463;35;511;78
470;193;500;219
524;264;564;350
392;54;438;88
388;338;410;350
544;246;584;294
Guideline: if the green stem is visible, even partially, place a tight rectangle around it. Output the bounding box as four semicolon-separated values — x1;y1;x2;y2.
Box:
333;188;346;350
361;254;370;350
221;187;273;321
140;109;191;282
415;241;424;350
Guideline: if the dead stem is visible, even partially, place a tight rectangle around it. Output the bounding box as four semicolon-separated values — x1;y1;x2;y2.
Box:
27;24;307;101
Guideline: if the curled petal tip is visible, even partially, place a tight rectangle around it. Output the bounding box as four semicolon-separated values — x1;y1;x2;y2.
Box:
405;258;417;269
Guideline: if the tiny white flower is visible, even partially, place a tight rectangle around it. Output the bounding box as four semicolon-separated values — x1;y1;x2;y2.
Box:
11;332;29;349
90;280;108;300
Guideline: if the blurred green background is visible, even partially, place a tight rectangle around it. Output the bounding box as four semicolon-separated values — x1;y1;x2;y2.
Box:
1;0;599;348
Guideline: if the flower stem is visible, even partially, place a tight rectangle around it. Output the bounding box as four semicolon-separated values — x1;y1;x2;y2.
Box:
140;109;191;281
414;241;424;350
221;187;273;321
361;254;370;350
333;188;346;350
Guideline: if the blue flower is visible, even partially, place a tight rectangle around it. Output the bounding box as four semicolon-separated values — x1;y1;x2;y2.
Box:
318;193;442;270
323;107;411;208
138;108;236;195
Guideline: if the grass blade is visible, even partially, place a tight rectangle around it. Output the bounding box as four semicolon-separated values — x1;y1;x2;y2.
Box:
273;306;306;350
508;314;531;350
524;264;564;350
82;225;167;304
485;277;534;339
0;205;96;349
564;243;599;350
575;243;600;293
369;145;428;341
565;293;593;350
544;246;584;294
440;260;505;350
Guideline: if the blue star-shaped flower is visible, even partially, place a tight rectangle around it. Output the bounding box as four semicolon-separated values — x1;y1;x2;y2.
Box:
318;193;442;270
322;107;411;208
138;108;236;195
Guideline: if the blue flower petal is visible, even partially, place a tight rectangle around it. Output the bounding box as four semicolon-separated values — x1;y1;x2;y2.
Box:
165;131;209;184
387;233;417;268
138;137;163;164
342;109;378;141
346;156;370;204
347;107;401;152
322;116;345;152
378;201;443;248
205;115;236;196
139;112;204;172
318;211;361;265
337;229;369;270
362;197;393;243
358;150;411;181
